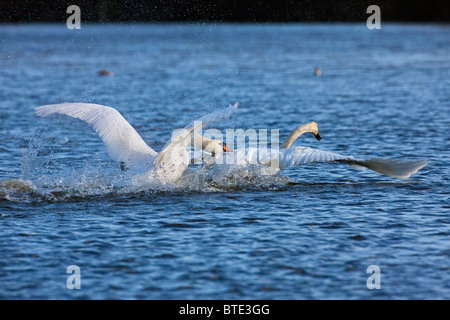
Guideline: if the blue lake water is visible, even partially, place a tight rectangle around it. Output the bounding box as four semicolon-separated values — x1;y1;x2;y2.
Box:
0;23;449;299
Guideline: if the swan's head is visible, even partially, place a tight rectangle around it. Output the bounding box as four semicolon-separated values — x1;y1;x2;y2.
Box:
281;121;322;149
197;139;232;165
196;135;234;157
204;140;233;155
306;121;321;141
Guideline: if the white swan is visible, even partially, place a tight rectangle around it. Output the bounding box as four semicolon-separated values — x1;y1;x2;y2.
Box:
209;121;428;179
35;102;238;184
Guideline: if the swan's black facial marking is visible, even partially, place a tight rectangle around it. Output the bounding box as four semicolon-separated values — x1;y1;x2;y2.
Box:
314;132;322;141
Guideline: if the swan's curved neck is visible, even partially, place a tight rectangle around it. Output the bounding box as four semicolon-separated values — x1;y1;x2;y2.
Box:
281;121;320;149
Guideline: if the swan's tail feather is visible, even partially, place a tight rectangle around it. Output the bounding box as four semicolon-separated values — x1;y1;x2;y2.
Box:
341;158;429;179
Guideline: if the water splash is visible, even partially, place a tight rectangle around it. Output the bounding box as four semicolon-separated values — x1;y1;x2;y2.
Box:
1;164;291;202
2;131;291;203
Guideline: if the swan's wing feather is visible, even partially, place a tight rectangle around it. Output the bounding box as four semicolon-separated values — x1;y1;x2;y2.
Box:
279;146;355;168
154;103;239;170
339;158;429;179
35;103;157;167
279;146;428;179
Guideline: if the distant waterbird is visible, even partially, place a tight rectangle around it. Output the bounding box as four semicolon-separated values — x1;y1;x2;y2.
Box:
98;69;114;77
314;66;322;77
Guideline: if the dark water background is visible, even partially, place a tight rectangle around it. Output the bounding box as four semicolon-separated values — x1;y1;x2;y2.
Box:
0;23;449;299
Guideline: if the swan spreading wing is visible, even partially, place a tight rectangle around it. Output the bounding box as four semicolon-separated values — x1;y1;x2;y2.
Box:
35;103;158;167
278;146;429;179
226;146;427;179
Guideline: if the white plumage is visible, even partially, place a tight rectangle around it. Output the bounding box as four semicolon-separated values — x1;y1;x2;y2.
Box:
214;146;428;179
35;103;157;167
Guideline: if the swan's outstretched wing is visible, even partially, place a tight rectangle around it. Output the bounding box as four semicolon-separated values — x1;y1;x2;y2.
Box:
35;103;158;167
154;103;239;172
279;147;354;167
279;146;428;179
338;158;429;179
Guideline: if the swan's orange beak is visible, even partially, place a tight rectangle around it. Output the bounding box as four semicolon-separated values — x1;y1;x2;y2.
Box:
223;143;233;152
315;132;322;141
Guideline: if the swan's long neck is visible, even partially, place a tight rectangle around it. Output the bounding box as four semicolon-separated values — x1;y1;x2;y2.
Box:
281;121;320;149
